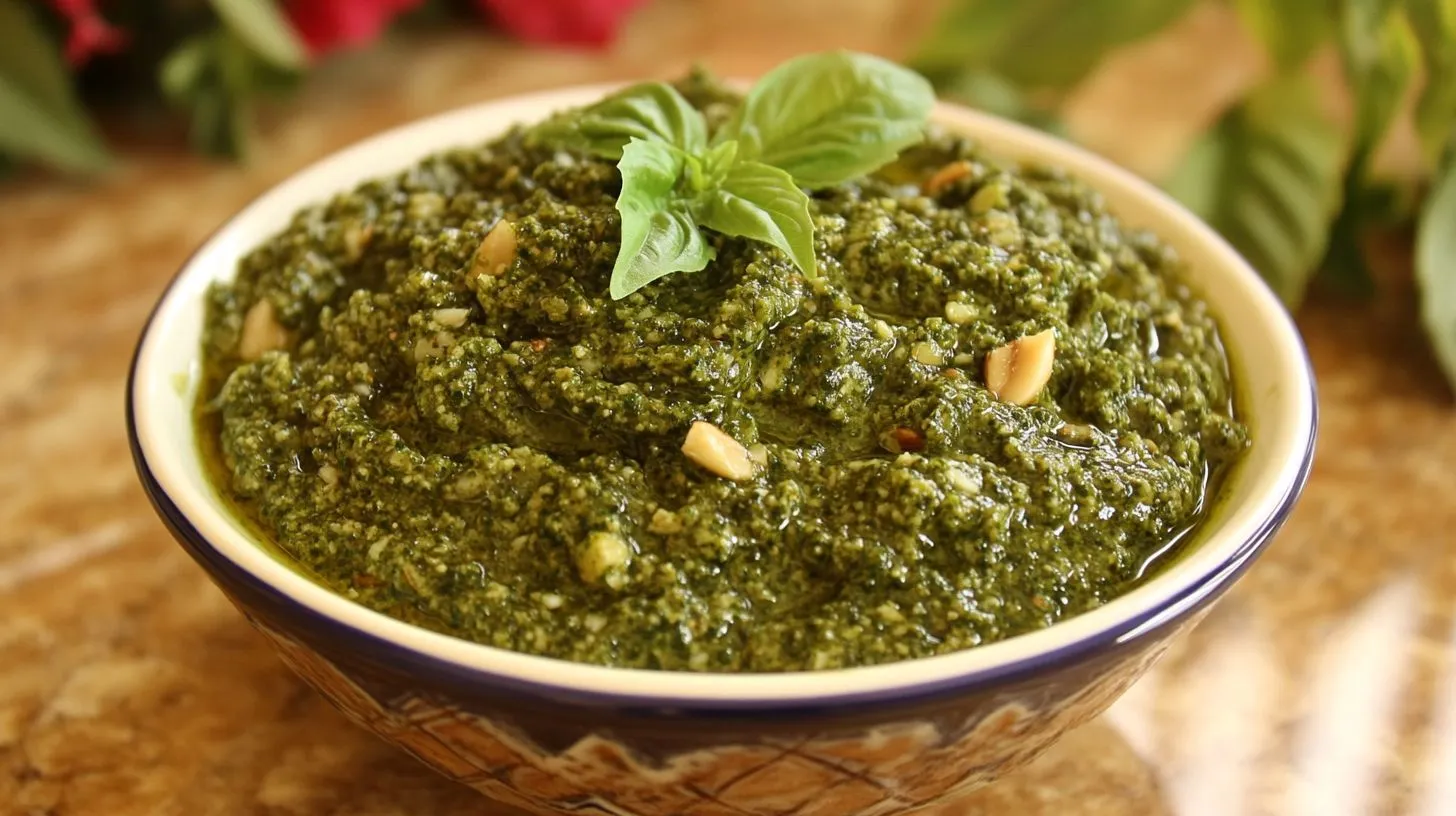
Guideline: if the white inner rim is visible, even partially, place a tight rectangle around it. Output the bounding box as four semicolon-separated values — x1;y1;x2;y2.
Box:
133;84;1314;703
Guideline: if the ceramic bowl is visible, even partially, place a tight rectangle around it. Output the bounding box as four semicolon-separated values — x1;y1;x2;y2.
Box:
128;84;1316;816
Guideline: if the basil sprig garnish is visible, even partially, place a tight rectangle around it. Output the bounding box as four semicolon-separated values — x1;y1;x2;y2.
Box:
532;51;935;299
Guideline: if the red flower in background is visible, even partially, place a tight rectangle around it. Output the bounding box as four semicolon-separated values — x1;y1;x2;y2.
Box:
286;0;425;56
50;0;127;66
476;0;649;48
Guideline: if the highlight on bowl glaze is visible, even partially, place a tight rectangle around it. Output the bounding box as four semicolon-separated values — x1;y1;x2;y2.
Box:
129;85;1316;815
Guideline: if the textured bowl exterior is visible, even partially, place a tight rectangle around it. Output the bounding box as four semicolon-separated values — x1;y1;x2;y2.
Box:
135;454;1197;814
129;85;1316;815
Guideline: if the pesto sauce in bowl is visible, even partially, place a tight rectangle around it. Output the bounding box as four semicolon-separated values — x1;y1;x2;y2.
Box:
198;76;1248;673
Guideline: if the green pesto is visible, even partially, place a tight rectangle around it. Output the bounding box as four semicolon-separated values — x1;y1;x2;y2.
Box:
198;76;1248;672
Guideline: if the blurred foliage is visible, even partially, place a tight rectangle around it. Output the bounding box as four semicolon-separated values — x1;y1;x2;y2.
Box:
916;0;1456;389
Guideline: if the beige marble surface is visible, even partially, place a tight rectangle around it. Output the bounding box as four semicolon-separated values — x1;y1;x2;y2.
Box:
3;2;1454;814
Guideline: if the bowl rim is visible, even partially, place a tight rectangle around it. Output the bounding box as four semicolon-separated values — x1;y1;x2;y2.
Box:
129;82;1317;709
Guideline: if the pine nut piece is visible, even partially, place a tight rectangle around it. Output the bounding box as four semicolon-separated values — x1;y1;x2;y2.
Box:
923;160;973;196
682;421;756;481
432;308;469;327
985;330;1055;405
238;299;288;361
468;220;517;282
911;342;945;366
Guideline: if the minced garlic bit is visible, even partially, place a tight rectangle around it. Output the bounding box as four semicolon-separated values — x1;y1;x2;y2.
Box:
467;219;517;283
681;421;756;481
985;329;1055;405
238;299;288;361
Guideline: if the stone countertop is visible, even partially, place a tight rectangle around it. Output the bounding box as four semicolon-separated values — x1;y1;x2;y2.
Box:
2;3;1453;814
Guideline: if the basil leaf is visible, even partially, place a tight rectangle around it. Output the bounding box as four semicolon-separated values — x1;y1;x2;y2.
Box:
161;36;213;104
913;0;1195;91
160;31;297;160
1417;157;1456;388
1235;0;1336;72
716;51;934;189
534;82;707;160
1315;3;1421;295
1165;76;1345;305
206;0;306;70
697;160;815;278
0;0;111;174
1410;0;1456;167
1342;4;1420;174
1319;203;1378;297
701;140;739;186
611;139;714;299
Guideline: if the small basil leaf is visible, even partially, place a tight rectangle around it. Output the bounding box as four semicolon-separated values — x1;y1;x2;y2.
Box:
1417;156;1456;390
1165;76;1345;305
696;160;815;278
716;51;934;188
611;138;714;299
533;82;707;160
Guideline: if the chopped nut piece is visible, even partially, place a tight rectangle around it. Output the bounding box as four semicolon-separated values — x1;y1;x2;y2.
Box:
747;443;770;467
432;308;469;327
944;301;977;325
407;192;445;219
648;508;683;535
910;342;945;366
969;180;1009;214
879;426;925;454
984;210;1022;247
576;531;631;585
985;329;1055;405
238;299;288;361
413;331;456;362
341;223;374;261
467;220;517;282
528;338;550;353
1055;423;1097;447
681;421;756;481
923;160;973;196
